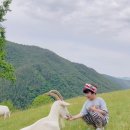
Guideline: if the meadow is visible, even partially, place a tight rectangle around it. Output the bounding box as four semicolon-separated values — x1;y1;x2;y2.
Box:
0;90;130;130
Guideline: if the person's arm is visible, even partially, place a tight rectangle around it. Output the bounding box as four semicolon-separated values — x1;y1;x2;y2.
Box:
90;106;106;115
90;98;108;116
68;101;87;121
69;113;83;121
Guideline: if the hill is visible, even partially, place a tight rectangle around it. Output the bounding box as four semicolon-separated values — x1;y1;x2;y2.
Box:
103;75;130;89
0;89;130;130
120;77;130;80
0;41;130;108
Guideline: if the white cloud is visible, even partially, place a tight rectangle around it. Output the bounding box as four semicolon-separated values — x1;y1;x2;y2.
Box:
6;0;130;39
11;0;130;36
2;0;130;77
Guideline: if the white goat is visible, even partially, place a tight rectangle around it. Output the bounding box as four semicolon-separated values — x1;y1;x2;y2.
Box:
20;90;70;130
0;105;10;119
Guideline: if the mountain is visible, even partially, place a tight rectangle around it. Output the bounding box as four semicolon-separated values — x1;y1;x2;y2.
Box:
103;75;130;89
119;77;130;80
0;41;130;108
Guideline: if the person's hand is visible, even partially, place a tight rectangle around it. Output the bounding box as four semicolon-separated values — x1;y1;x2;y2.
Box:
68;116;75;121
66;115;72;120
89;106;97;112
66;115;75;121
66;113;82;121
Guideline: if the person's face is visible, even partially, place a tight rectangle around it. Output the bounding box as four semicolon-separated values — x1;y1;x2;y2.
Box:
85;92;96;100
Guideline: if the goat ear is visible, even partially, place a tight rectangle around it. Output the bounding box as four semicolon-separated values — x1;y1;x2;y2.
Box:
60;101;70;106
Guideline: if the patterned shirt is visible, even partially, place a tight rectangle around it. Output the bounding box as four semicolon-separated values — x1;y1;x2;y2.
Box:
80;97;109;122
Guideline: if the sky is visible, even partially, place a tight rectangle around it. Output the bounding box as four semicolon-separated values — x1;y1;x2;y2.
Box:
1;0;130;77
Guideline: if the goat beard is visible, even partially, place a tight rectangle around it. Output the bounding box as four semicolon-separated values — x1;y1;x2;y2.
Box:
59;118;65;128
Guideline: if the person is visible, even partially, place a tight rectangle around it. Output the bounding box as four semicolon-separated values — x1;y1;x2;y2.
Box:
68;83;109;130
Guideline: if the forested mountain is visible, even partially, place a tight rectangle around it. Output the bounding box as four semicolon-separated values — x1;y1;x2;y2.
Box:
103;75;130;89
0;41;129;108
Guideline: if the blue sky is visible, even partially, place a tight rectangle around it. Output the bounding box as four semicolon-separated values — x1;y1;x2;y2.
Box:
1;0;130;77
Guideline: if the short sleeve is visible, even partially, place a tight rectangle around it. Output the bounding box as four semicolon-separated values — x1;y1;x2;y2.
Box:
100;98;108;112
80;101;88;116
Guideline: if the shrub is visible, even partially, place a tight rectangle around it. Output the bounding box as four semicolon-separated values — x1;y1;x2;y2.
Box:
0;100;15;111
31;94;53;107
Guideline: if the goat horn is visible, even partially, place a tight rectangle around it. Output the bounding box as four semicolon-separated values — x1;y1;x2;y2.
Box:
47;92;61;100
49;90;63;100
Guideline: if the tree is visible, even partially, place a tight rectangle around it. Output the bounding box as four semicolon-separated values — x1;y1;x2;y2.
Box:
31;94;53;107
0;0;15;81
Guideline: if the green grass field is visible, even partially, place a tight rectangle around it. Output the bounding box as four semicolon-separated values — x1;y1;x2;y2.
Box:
0;90;130;130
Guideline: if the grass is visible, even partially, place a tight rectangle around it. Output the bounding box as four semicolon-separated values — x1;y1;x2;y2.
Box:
0;89;130;130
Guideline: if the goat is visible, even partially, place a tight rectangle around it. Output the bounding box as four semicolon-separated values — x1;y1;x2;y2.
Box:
0;105;10;119
20;90;70;130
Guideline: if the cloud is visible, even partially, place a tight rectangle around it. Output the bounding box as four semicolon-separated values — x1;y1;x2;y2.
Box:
3;0;130;77
11;0;130;37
